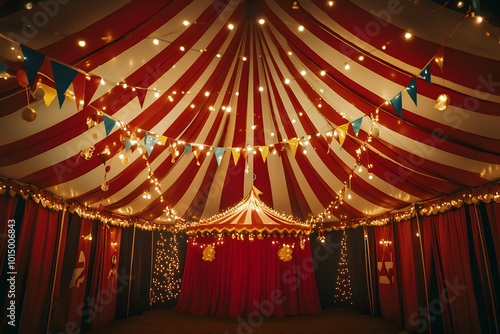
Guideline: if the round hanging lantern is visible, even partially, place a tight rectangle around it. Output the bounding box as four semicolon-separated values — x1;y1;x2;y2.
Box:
21;107;37;122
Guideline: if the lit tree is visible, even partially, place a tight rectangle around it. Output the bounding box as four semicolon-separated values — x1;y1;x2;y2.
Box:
151;232;182;305
334;230;353;305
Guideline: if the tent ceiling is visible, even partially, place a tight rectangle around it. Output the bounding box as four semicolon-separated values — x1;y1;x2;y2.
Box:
0;0;499;225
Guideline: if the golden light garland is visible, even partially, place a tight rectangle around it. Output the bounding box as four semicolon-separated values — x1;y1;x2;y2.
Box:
334;230;353;305
151;232;182;304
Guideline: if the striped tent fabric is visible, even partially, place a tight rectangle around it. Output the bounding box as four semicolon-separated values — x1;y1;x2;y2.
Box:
0;0;498;226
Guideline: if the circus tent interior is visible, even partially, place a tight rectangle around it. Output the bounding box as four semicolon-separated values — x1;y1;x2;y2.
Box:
0;0;499;333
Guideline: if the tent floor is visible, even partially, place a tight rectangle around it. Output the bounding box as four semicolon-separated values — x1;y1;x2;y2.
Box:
87;308;404;334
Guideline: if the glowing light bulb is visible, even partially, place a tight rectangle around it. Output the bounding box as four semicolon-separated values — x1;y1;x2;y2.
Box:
78;40;86;47
259;19;265;24
344;63;350;70
183;20;189;26
259;86;264;91
476;16;483;23
298;26;304;31
285;79;290;84
301;70;306;76
320;70;326;76
153;39;159;45
228;24;234;30
358;55;364;61
405;32;412;39
180;46;185;51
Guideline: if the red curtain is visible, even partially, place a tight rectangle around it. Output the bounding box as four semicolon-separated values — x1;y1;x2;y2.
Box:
50;217;94;331
87;225;122;329
374;224;400;323
0;195;18;273
176;235;321;317
0;198;62;333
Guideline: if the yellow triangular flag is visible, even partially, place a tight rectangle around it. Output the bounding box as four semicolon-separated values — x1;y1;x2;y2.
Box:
159;136;168;146
261;146;269;163
288;138;299;157
39;83;57;107
337;123;349;147
231;148;240;166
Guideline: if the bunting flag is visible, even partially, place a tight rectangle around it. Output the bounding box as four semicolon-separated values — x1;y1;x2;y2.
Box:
288;139;299;157
37;83;57;107
337;124;349;147
241;149;248;161
51;60;78;108
214;147;225;166
274;143;283;157
193;148;202;165
72;72;86;111
405;78;417;106
326;133;334;153
103;115;115;136
136;87;147;108
390;92;403;118
184;145;192;154
84;75;102;107
159;136;167;146
231;148;240;166
20;44;46;89
261;146;269;163
350;118;363;137
434;47;444;72
144;132;157;156
125;140;132;151
420;65;431;84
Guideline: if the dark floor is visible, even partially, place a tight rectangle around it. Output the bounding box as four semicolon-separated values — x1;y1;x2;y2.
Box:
87;308;404;334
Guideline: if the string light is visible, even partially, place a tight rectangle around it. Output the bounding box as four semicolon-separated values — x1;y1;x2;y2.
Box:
334;230;353;305
151;232;182;304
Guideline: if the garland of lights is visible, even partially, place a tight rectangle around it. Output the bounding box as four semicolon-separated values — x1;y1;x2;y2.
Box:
334;230;353;305
151;232;182;304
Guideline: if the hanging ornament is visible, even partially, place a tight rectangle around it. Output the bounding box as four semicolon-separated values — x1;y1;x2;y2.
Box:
122;156;129;165
202;244;216;262
278;244;293;262
371;125;380;138
21;107;37;122
101;181;109;191
32;86;45;100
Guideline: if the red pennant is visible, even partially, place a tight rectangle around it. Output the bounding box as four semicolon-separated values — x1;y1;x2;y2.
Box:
97;153;107;164
97;204;104;211
136;88;147;108
326;135;333;153
242;149;248;161
274;143;283;157
73;73;86;111
84;75;101;107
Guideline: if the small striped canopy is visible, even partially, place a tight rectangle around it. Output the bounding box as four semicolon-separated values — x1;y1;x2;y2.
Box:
186;187;310;234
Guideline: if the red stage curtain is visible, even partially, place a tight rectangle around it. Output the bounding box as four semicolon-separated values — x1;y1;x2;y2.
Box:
50;215;94;332
86;225;122;329
176;235;321;317
421;208;482;333
374;224;400;324
0;195;18;273
0;198;62;333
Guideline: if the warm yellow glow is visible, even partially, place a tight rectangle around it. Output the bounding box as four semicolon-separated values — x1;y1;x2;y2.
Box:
405;32;412;39
344;63;350;70
457;1;464;8
285;79;290;84
328;1;334;6
358;55;364;61
153;39;159;45
228;24;234;30
298;25;304;31
183;20;189;26
180;46;185;51
301;70;306;76
78;40;86;47
259;19;265;24
476;16;483;23
259;86;264;91
320;70;326;76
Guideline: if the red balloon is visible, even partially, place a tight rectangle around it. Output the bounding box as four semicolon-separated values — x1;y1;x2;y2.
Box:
16;69;29;88
105;165;111;173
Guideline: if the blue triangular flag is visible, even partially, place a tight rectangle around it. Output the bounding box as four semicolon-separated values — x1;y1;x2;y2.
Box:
20;44;46;89
406;78;417;106
51;60;78;108
350;117;363;137
184;145;192;154
103;115;115;136
144;132;157;156
390;92;403;118
125;140;132;151
419;65;431;85
214;147;225;166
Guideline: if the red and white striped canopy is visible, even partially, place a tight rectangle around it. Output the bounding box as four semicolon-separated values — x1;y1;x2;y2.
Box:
186;186;310;234
0;0;499;224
